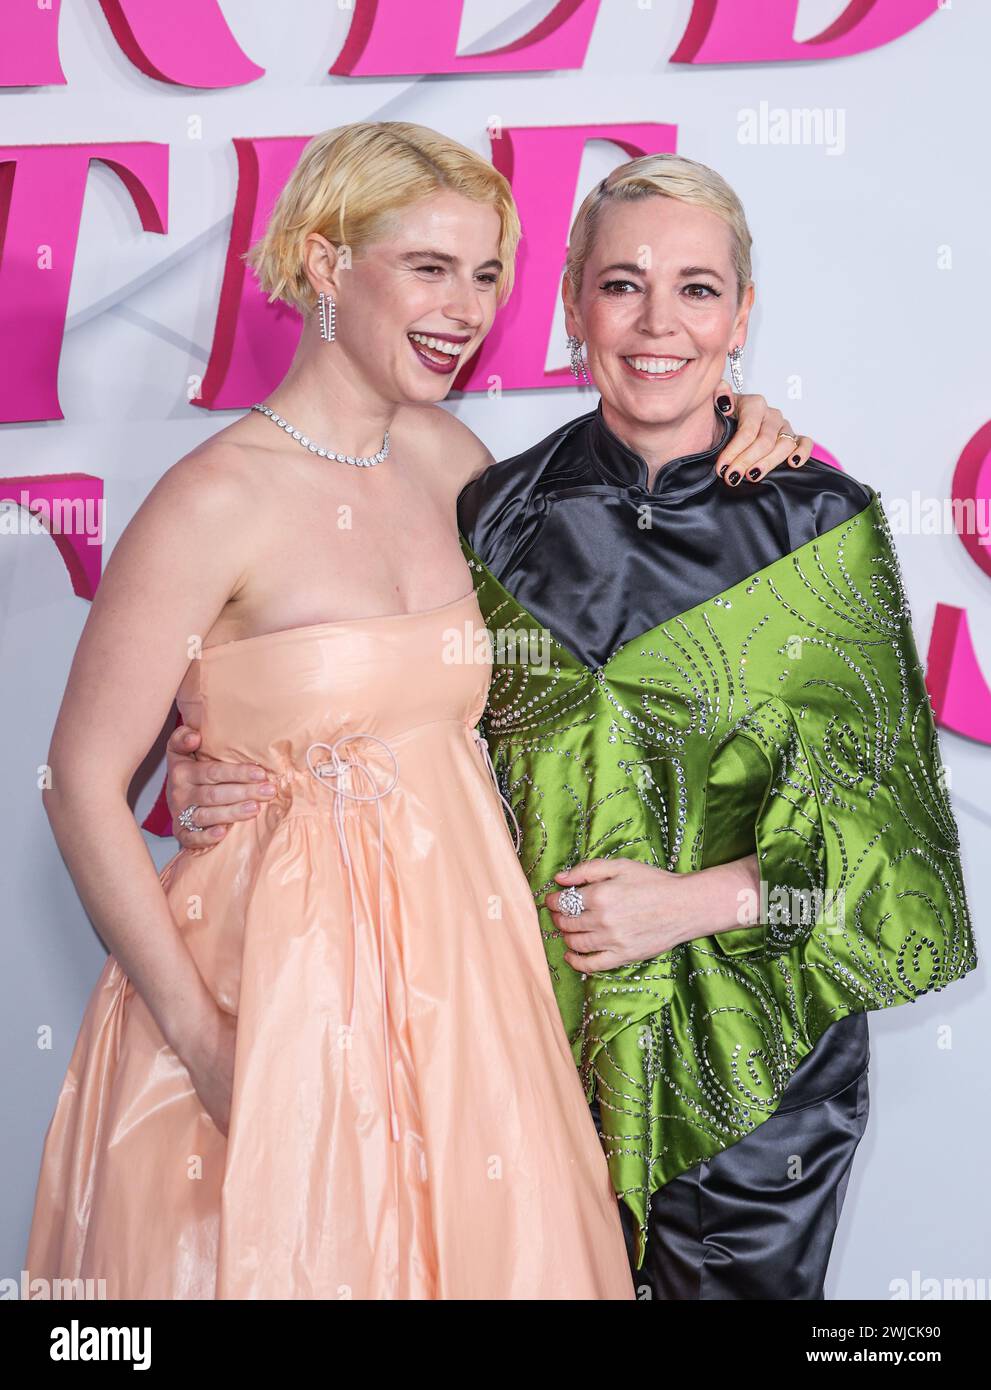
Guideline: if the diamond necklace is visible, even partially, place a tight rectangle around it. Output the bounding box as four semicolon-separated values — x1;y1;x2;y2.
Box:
250;403;390;467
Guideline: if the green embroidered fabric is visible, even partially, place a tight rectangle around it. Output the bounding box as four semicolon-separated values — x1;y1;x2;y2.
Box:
459;490;977;1268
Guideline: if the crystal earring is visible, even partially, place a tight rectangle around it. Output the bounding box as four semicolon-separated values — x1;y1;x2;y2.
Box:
318;291;336;343
728;344;744;393
567;334;591;385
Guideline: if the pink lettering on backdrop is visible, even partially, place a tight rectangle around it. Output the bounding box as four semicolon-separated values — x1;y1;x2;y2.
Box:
949;418;991;583
927;606;991;744
0;0;64;86
926;419;991;743
0;474;103;599
195;136;310;411
456;124;678;393
97;0;264;88
0;142;168;424
0;0;263;89
672;0;939;64
331;0;601;77
1;0;941;86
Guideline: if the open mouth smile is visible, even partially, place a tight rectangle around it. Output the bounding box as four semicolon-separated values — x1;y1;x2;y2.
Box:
408;332;469;375
621;355;692;380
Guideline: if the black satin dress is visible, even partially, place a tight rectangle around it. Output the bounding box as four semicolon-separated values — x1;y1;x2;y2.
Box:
458;400;872;1300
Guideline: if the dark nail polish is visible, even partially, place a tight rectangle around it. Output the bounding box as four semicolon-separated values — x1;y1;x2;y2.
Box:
727;471;740;485
790;454;801;465
747;467;761;480
717;395;732;413
717;462;728;477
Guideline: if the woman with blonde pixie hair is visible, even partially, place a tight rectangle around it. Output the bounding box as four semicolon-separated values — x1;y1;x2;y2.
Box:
457;150;975;1298
27;123;815;1300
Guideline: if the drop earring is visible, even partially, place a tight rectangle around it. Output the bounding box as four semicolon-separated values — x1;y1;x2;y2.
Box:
567;334;591;385
318;291;336;343
728;344;744;393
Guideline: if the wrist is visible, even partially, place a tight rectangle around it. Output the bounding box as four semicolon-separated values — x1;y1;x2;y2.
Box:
159;985;223;1069
676;860;759;943
682;867;724;941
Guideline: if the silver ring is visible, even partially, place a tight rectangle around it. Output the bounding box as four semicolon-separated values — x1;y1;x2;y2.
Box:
178;805;202;833
558;885;585;918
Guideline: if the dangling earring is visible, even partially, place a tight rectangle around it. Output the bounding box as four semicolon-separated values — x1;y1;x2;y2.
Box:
318;290;336;343
728;344;744;393
567;334;591;385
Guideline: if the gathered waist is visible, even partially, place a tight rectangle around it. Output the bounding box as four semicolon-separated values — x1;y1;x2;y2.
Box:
218;717;481;804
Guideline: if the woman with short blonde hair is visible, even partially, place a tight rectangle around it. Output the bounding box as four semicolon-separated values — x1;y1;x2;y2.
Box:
459;149;976;1298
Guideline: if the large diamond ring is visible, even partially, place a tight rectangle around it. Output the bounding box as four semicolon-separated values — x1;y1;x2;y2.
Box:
558;885;585;917
178;805;202;833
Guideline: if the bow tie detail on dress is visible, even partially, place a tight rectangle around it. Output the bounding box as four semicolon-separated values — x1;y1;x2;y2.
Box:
306;734;402;1143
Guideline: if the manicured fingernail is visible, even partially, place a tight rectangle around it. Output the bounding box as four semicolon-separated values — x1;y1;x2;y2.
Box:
717;462;729;477
184;733;197;744
249;767;266;780
790;454;802;465
717;395;732;412
727;470;740;485
241;801;258;813
209;826;226;838
258;783;276;796
747;467;761;480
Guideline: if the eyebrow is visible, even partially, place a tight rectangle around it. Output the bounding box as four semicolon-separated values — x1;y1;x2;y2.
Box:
680;265;726;282
598;261;726;283
399;249;503;272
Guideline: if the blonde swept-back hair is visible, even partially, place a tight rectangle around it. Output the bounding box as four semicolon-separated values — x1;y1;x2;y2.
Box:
243;121;521;314
565;153;753;303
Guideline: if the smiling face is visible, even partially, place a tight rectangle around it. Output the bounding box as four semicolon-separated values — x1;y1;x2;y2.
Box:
314;189;504;405
563;196;754;434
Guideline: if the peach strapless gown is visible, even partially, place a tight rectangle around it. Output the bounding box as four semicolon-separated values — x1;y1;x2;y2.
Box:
25;589;634;1300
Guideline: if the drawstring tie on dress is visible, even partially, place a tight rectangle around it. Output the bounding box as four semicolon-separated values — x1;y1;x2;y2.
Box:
305;734;401;1143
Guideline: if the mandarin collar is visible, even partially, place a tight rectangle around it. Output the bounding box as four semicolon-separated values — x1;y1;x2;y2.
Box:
587;398;737;500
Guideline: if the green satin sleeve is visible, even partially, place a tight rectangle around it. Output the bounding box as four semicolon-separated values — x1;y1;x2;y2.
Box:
461;492;977;1268
707;543;969;992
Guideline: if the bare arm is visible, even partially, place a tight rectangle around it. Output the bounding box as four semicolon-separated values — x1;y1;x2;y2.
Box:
42;449;253;1123
397;398;495;491
460;437;497;489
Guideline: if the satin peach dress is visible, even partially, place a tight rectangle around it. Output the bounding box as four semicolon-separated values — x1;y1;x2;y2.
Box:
25;589;635;1300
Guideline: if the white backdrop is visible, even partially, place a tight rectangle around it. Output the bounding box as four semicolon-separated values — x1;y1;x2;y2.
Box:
2;0;988;1298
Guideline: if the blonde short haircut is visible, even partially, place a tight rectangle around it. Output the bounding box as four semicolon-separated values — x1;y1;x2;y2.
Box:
243;121;521;315
565;153;753;303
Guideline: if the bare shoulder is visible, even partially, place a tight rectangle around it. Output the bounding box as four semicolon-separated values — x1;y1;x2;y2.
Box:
143;432;263;524
393;402;495;492
96;442;260;597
